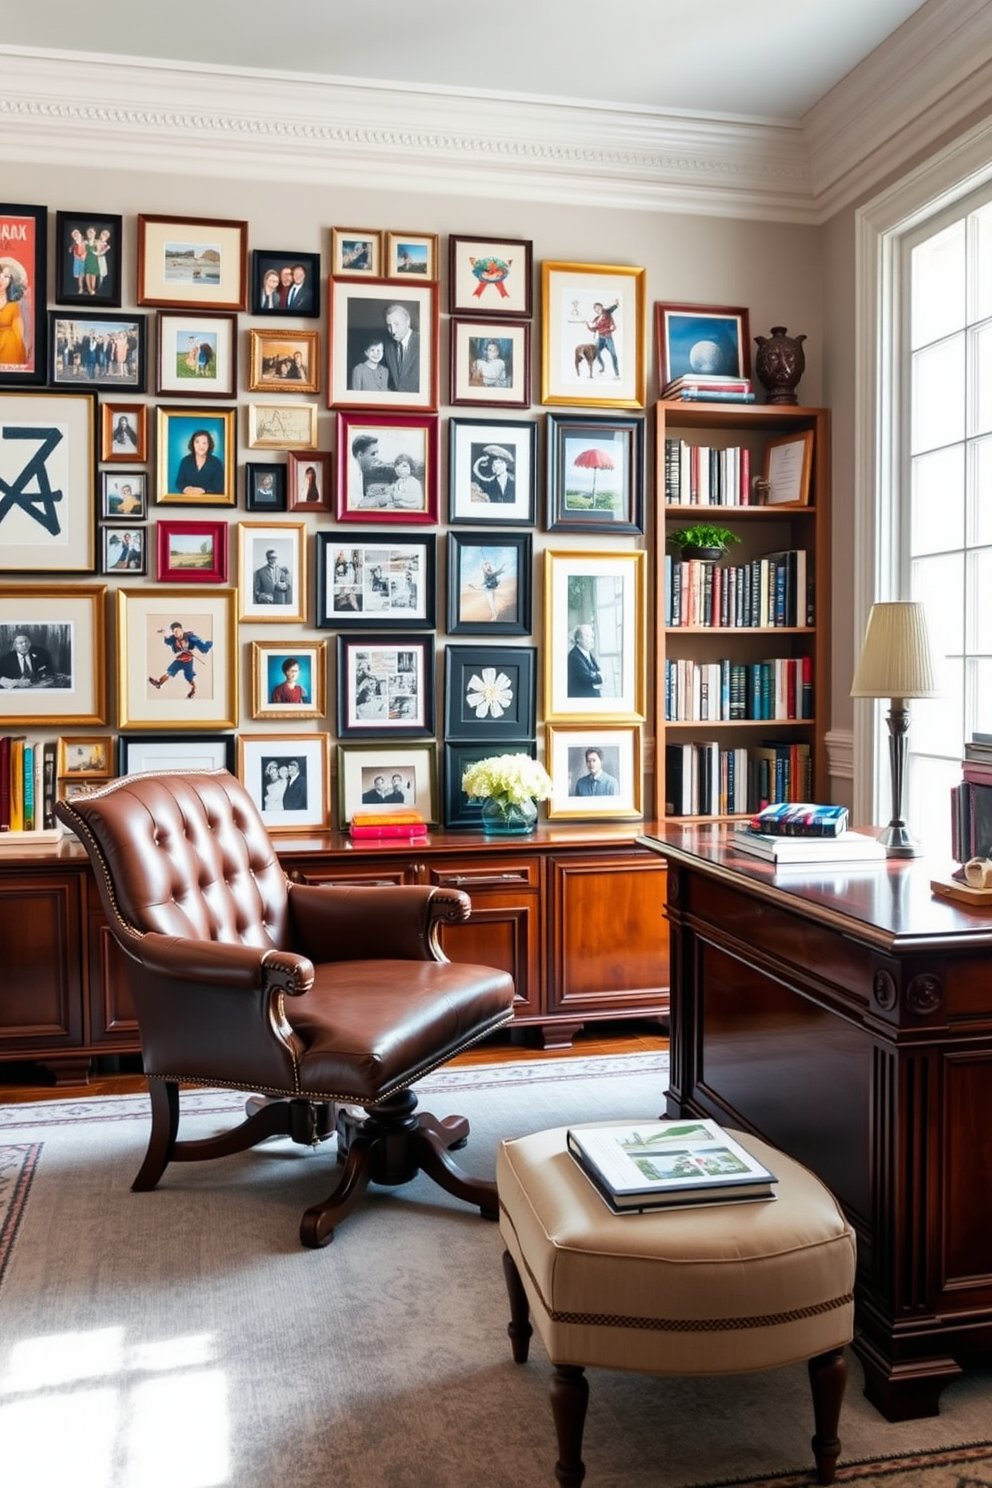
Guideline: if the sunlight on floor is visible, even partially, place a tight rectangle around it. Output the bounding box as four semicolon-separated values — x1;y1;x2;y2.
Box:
0;1328;229;1487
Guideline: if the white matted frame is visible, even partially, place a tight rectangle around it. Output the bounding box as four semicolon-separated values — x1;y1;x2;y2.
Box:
117;732;235;775
447;417;536;526
0;389;97;572
157;310;238;398
337;741;438;828
0;584;107;726
250;639;326;721
544;549;646;723
448;235;533;318
116;586;238;730
246;402;318;451
449;320;530;408
541;262;646;410
137;214;247;310
237;521;307;624
545;725;642;821
328;278;438;413
331;229;382;279
238;732;330;834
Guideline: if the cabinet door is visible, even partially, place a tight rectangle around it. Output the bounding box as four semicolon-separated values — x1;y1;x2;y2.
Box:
86;874;140;1049
0;869;84;1053
426;856;541;1020
547;850;669;1022
283;858;419;887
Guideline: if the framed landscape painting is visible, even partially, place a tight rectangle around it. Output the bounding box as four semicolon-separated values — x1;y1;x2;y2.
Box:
156;518;228;583
137;214;248;310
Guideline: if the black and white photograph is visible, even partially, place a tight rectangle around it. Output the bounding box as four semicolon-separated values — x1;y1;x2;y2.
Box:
328;279;438;412
0;584;106;726
238;733;330;833
101;401;147;463
335;411;438;523
545;724;642;821
337;635;434;738
244;463;287;512
237;521;307;624
447;417;536;525
316;531;435;629
337;742;438;827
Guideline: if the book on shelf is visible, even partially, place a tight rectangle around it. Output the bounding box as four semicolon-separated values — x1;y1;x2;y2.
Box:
667;388;756;404
748;802;849;837
730;826;886;864
348;809;427;840
662;375;753;397
566;1117;777;1214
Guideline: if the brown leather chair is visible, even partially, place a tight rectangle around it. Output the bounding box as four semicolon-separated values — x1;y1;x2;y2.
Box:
56;769;515;1247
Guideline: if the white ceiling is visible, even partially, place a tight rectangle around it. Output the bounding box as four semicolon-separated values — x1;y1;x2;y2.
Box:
5;0;932;120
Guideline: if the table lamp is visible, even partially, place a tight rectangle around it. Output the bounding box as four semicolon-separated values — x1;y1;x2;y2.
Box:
850;601;940;858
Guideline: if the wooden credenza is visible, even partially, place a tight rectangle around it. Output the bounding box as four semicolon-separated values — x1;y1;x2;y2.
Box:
0;825;669;1082
639;822;992;1423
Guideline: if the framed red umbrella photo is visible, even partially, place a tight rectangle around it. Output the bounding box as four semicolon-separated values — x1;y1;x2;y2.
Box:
546;413;644;534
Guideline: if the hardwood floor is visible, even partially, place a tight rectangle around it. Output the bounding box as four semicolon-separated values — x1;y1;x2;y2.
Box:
0;1021;668;1104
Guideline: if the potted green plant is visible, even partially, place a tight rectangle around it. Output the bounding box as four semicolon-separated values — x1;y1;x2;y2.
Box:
668;523;742;561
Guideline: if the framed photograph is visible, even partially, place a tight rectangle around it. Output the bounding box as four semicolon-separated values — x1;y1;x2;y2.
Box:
545;725;643;821
248;328;320;394
251;250;320;317
762;430;814;507
49;312;146;391
137;214;247;310
385;231;438;281
101;401;147;463
337;635;434;739
54;212;123;307
246;402;318;450
446;533;532;636
250;639;327;721
443;740;536;829
328;278;438;413
101;471;146;521
315;530;435;630
101;524;147;575
157;310;237;397
331;228;382;279
655;302;751;389
444;644;536;741
0;389;97;573
237;521;307;624
335;411;438;524
541;262;646;409
238;732;330;834
338;742;438;829
0;203;47;385
449;235;533;319
117;732;235;776
287;450;332;511
156;407;236;507
449;319;530;408
544;549;646;723
244;462;287;512
156;518;228;583
447;418;536;526
116;586;238;730
0;584;107;726
59;735;112;777
546;413;645;534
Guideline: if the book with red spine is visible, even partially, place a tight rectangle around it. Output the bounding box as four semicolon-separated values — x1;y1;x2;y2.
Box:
349;822;429;840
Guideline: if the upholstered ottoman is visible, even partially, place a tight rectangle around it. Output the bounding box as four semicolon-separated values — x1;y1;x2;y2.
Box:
497;1124;856;1488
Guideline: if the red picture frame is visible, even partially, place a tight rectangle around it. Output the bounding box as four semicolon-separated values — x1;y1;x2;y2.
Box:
334;411;439;525
288;450;332;512
156;518;229;583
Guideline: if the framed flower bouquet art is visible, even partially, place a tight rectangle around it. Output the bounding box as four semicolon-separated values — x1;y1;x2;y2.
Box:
444;644;536;741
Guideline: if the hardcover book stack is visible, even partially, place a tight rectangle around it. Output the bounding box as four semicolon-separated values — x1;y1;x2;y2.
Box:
0;736;60;839
951;733;992;861
348;809;427;842
567;1117;777;1213
664;548;810;629
661;376;755;405
663;437;752;504
730;801;886;869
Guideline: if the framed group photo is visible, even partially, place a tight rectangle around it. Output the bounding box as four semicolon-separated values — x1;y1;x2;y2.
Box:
0;202;47;385
444;644;536;741
447;418;536;526
54;211;123;307
449;320;530;408
0;389;97;572
335;411;438;524
116;586;238;730
101;471;147;520
248;328;320;394
655;302;751;389
544;549;646;723
446;532;532;636
237;521;307;623
541;262;646;409
156;407;236;506
546;413;645;534
117;732;236;776
448;235;533;319
337;635;435;738
337;741;438;827
244;462;287;512
137;214;248;310
0;584;107;727
156;518;229;583
330;228;382;279
250;638;327;721
101;401;147;463
315;530;436;630
251;250;320;316
328;278;438;412
545;725;642;821
49;312;145;391
157;310;237;398
443;740;536;829
238;733;330;834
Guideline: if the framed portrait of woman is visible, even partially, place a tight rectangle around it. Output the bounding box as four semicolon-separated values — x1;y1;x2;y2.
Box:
156;407;237;506
0;203;47;385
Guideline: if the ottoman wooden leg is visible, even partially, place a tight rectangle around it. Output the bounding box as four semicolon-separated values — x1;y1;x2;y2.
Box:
550;1364;589;1488
808;1347;847;1485
502;1249;533;1363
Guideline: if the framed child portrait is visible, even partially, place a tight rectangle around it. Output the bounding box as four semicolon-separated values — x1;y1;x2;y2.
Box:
449;320;530;408
541;261;646;409
251;250;321;317
101;471;147;521
157;310;237;397
250;639;327;721
448;235;533;319
545;725;643;821
238;732;331;834
544;549;646;723
335;411;439;524
101;524;146;575
448;417;536;526
315;530;436;630
328;278;438;413
54;212;123;307
336;634;435;739
156;407;237;506
446;532;532;636
116;586;238;730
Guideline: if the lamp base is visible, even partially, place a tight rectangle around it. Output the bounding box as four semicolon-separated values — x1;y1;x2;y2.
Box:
877;822;923;859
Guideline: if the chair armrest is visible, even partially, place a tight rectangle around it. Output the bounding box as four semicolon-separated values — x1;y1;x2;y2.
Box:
287;881;471;963
137;931;314;996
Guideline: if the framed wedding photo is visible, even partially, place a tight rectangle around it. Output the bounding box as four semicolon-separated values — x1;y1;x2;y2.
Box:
443;740;536;829
330;228;382;278
250;638;326;721
385;231;438;281
238;732;330;834
0;584;107;727
0;203;46;385
101;471;147;520
337;634;435;739
546;413;645;535
156;518;229;583
251;250;320;317
544;549;646;723
328;278;438;413
156;407;237;506
449;319;530;408
117;731;236;776
446;532;532;637
157;310;237;398
444;644;536;741
448;235;533;319
244;462;287;512
541;261;646;409
0;389;97;573
101;401;147;463
335;411;439;524
49;312;146;391
237;521;307;623
447;418;536;526
655;302;751;389
137;214;248;310
102;524;146;575
248;328;320;394
545;724;642;821
315;529;436;630
54;211;123;307
116;585;238;730
337;741;438;829
287;450;332;511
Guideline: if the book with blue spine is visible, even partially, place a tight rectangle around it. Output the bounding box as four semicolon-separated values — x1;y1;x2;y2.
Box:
746;802;849;837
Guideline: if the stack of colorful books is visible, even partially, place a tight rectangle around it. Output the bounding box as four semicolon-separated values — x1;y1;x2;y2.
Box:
661;375;755;404
348;810;427;842
730;802;885;869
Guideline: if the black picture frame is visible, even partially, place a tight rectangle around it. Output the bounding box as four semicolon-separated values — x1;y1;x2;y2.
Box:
443;740;537;829
546;413;645;534
315;530;436;630
244;461;287;512
48;311;147;392
446;532;532;637
101;523;147;576
54;211;124;307
251;250;321;317
447;416;537;527
336;634;435;739
117;732;236;776
444;644;536;741
0;202;47;386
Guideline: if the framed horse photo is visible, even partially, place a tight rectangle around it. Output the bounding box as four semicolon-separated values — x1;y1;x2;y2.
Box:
541;262;646;411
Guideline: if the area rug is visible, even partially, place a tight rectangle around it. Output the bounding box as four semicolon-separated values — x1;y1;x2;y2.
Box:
1;1054;990;1488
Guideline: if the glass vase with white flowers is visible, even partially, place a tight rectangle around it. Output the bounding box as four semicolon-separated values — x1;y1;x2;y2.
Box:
461;752;553;836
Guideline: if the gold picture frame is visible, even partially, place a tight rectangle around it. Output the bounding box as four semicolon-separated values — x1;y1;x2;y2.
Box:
0;584;107;726
246;402;319;451
156;407;237;507
250;639;327;721
248;328;320;395
541;261;646;410
543;549;646;723
58;734;113;778
116;586;238;730
545;724;643;821
761;430;814;507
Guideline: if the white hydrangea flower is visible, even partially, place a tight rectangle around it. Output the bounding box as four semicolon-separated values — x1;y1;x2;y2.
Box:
466;667;513;719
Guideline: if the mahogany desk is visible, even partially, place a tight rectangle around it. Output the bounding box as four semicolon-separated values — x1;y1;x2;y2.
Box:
638;823;992;1422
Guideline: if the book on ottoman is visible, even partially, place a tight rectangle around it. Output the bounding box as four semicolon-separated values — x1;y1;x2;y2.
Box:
566;1118;777;1214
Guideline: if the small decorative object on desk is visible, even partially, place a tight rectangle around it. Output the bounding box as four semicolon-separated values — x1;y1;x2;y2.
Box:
566;1117;777;1214
461;752;553;836
748;802;849;837
754;326;806;405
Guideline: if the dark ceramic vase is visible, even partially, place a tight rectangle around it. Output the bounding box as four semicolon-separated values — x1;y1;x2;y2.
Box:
754;327;806;405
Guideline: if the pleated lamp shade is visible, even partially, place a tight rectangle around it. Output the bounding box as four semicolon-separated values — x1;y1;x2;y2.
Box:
850;602;940;700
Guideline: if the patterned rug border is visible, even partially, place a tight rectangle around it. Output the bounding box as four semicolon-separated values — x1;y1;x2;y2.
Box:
692;1438;992;1488
0;1142;41;1293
